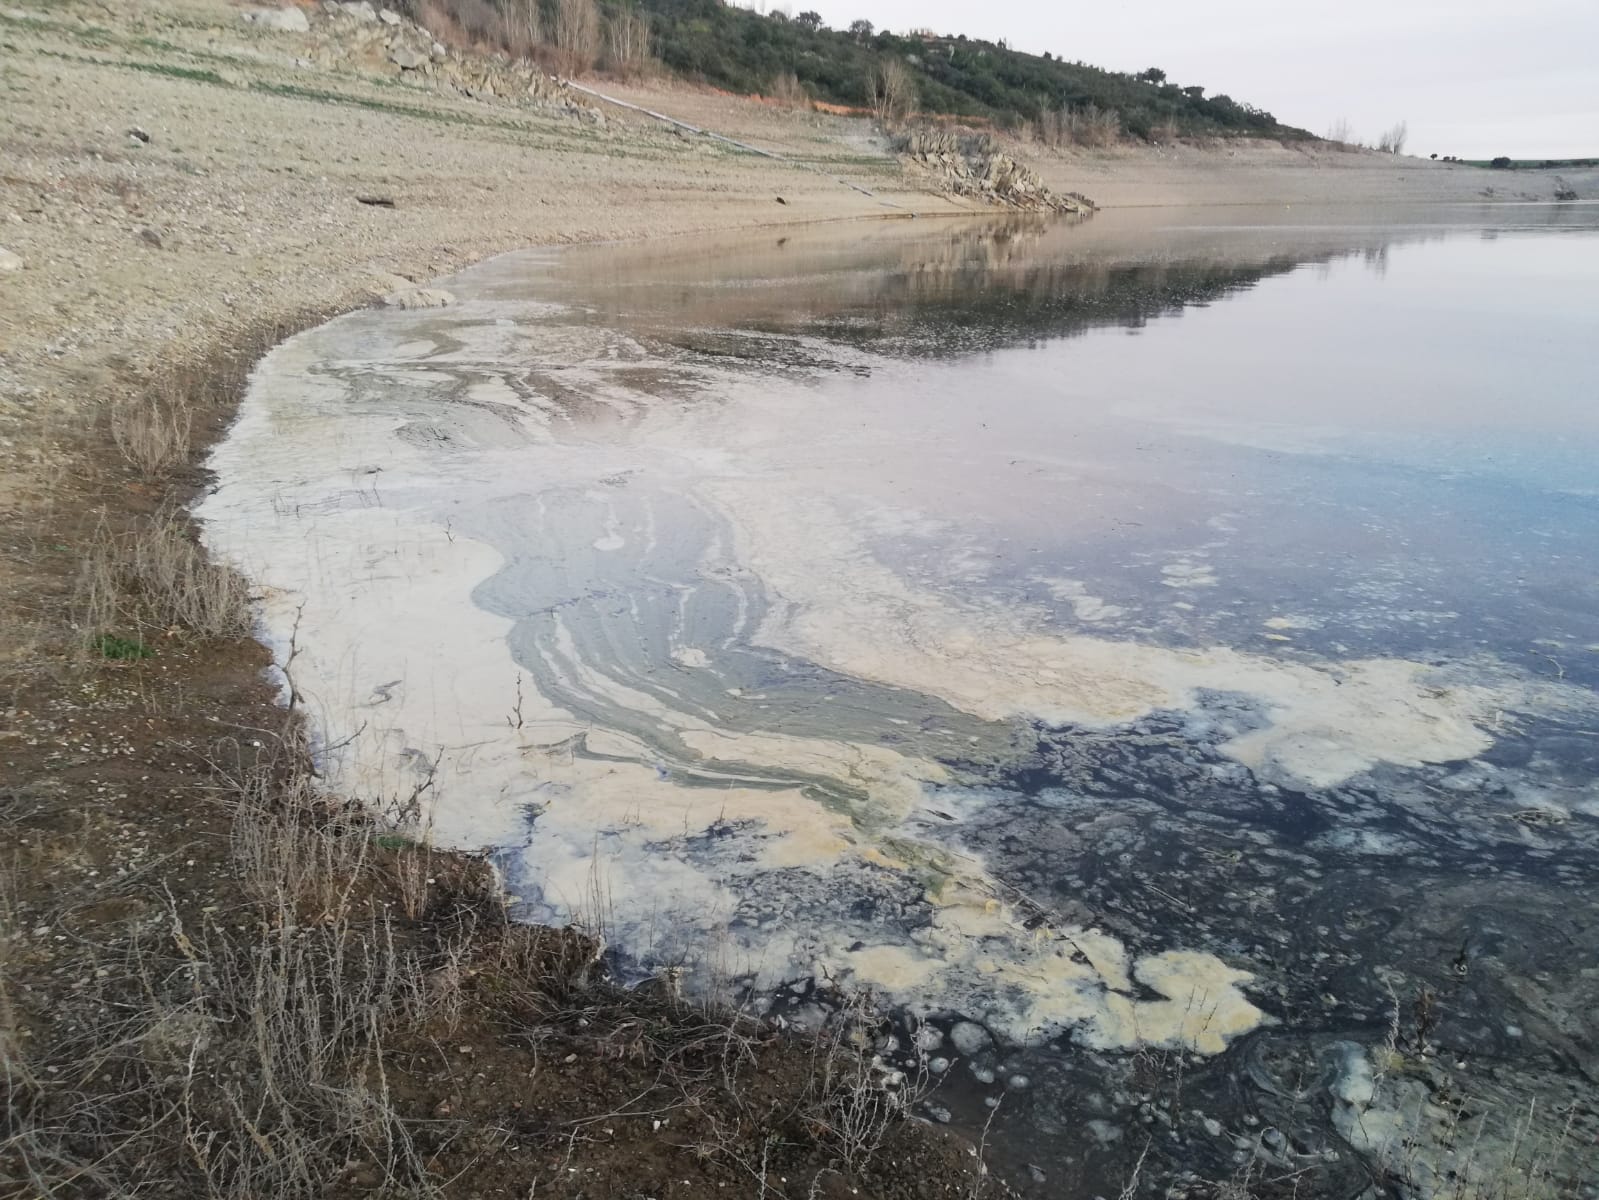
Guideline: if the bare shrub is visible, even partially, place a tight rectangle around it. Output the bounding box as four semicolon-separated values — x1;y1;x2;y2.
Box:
110;390;192;479
554;0;600;75
870;57;915;125
1326;116;1356;147
604;6;652;78
768;69;808;108
416;0;542;59
230;763;372;922
75;508;251;647
1376;119;1408;154
122;510;251;638
801;992;929;1174
1042;102;1120;149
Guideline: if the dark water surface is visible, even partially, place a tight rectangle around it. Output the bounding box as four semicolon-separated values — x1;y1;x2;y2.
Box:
206;207;1599;1197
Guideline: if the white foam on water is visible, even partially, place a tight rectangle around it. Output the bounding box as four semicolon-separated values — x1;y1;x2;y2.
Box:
198;248;1591;1056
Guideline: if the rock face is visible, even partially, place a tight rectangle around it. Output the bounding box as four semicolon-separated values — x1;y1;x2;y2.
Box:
301;1;603;122
900;128;1096;215
242;7;312;33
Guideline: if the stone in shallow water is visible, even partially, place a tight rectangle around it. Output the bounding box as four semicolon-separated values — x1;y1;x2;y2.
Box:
381;287;455;310
949;1020;992;1056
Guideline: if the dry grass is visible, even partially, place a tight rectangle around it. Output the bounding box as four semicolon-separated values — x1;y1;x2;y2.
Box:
74;507;251;651
109;388;192;480
767;70;809;110
1037;102;1121;150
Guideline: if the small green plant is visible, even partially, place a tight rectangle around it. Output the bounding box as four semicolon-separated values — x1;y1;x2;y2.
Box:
94;633;152;660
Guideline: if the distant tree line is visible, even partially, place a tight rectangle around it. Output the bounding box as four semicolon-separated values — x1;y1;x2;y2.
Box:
409;0;1308;142
638;0;1300;140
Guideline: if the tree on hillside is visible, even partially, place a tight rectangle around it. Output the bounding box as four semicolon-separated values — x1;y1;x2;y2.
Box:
848;17;873;40
554;0;600;73
795;10;822;29
870;56;914;123
1139;67;1166;84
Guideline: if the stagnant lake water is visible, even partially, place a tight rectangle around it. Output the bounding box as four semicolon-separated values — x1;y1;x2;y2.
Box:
202;207;1599;1197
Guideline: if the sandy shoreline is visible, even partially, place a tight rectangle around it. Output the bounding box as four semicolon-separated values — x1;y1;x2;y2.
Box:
5;0;1592;485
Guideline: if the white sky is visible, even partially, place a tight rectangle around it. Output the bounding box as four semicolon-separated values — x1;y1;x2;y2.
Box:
792;0;1599;159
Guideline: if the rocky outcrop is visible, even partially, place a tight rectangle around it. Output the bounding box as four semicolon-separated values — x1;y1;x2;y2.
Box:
295;1;605;124
900;128;1095;215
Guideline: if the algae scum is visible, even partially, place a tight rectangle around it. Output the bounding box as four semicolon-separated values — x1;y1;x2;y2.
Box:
202;209;1599;1197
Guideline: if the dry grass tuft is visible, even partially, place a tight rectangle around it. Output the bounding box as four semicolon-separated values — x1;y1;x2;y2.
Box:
109;388;193;480
74;507;251;650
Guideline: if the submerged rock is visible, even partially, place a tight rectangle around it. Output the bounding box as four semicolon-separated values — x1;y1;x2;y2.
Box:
381;286;455;309
949;1020;993;1056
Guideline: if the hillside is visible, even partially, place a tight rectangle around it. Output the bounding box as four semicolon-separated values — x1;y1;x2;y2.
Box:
407;0;1309;143
640;0;1306;140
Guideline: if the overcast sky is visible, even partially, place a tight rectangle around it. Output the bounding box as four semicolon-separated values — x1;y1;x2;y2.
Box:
793;0;1598;159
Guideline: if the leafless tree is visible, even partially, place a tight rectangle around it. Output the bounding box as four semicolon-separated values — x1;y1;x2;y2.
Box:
1376;120;1408;154
554;0;600;74
870;57;914;125
605;6;652;77
1325;117;1356;148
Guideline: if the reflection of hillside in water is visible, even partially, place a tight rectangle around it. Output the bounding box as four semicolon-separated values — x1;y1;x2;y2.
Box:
524;215;1453;364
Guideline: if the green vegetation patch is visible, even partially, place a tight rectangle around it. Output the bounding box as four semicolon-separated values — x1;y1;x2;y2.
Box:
94;634;153;661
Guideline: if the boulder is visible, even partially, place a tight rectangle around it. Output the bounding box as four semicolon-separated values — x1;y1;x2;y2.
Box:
242;6;311;33
389;45;426;69
378;7;401;24
0;247;22;272
339;0;378;20
381;287;455;310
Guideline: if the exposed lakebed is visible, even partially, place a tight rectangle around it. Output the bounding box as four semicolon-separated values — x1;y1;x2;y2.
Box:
202;209;1599;1197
